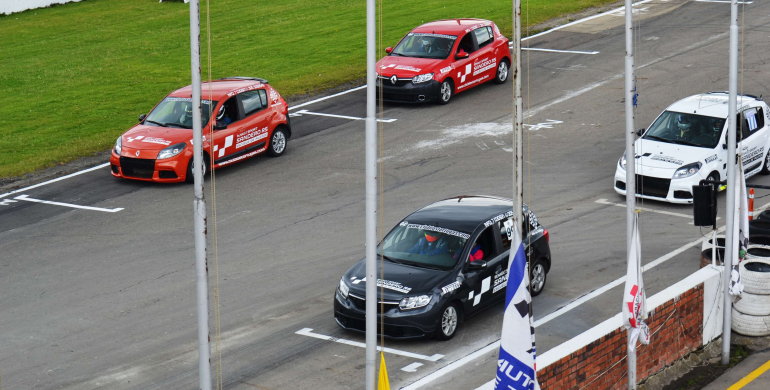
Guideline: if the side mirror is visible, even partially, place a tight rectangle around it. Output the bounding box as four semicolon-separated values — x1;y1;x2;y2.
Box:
139;114;146;123
467;260;487;271
456;50;469;59
723;143;727;150
636;128;645;136
385;47;393;54
213;121;227;130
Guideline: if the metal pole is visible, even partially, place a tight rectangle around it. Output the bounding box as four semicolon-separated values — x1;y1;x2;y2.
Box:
364;0;377;385
721;0;739;366
189;1;211;389
624;0;637;388
513;0;523;221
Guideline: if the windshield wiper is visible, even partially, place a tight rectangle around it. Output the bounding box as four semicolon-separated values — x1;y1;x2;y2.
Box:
145;120;168;127
389;52;406;57
644;135;673;144
668;139;700;147
166;123;192;129
381;255;401;264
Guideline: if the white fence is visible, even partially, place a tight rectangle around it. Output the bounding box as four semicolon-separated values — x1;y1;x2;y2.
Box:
1;0;82;15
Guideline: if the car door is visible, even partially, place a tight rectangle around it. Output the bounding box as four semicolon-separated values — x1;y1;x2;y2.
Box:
211;95;245;167
235;89;271;156
453;32;479;93
471;26;498;83
463;225;505;315
740;106;767;176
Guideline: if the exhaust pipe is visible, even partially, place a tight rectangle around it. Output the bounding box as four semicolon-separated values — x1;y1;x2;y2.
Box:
418;95;426;101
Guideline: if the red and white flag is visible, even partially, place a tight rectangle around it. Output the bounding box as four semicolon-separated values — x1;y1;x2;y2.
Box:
729;160;748;300
622;212;650;352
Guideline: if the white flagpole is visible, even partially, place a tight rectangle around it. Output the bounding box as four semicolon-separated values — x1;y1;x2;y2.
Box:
364;0;378;385
189;0;212;388
513;0;523;225
624;0;637;387
722;0;739;365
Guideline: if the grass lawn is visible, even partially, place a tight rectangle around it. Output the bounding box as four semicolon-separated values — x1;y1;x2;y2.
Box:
0;0;616;178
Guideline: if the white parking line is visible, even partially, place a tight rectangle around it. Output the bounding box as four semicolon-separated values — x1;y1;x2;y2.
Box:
512;47;599;55
295;328;443;362
288;85;367;111
595;198;720;220
289;109;397;123
695;0;752;4
0;162;110;200
401;362;424;372
13;194;124;213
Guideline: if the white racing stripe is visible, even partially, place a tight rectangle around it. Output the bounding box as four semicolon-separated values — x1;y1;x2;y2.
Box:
14;194;124;213
295;328;443;362
695;0;752;4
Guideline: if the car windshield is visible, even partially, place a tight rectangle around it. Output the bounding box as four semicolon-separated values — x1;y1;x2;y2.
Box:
643;111;725;149
377;223;469;271
392;33;457;59
145;97;217;129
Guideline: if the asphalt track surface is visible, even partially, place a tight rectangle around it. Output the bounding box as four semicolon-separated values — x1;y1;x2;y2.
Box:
1;1;770;388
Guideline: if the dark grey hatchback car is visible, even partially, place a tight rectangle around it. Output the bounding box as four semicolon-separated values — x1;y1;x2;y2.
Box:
333;195;551;340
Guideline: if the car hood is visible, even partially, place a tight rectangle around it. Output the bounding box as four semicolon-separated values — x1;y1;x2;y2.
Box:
634;140;715;170
376;57;444;78
121;125;194;151
343;258;451;300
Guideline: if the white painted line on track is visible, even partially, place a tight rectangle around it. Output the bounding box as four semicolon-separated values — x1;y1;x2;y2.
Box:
288;86;367;111
0;162;110;200
400;340;500;390
522;47;599;55
13;194;124;213
695;0;752;4
290;109;397;123
595;198;721;220
295;328;443;362
401;362;424;372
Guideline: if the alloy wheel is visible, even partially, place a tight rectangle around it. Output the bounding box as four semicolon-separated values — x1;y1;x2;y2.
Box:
272;131;286;154
531;263;546;293
441;305;458;336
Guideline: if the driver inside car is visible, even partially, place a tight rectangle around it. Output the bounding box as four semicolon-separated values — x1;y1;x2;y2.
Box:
418;37;434;53
408;232;449;256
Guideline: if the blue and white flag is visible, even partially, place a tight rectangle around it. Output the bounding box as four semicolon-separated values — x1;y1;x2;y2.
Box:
494;217;539;390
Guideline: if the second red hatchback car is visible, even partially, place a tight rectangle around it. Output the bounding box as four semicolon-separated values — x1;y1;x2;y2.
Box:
376;19;510;104
111;77;291;183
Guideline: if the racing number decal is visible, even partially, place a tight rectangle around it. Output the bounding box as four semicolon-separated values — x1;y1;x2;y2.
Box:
503;218;514;240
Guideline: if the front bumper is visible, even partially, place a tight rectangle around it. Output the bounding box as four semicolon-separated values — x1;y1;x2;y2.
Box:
333;291;441;339
376;79;441;103
613;165;708;204
110;150;188;183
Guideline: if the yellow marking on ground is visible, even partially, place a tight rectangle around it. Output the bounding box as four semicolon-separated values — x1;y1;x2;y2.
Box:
726;358;770;390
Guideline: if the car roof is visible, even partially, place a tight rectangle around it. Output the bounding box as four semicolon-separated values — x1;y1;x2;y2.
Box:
667;92;764;118
404;195;514;234
168;77;269;101
411;19;493;36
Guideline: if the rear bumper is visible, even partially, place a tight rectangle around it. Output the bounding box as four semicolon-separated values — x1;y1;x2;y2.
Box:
376;79;441;103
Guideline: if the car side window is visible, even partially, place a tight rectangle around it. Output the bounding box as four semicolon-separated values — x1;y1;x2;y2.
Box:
216;96;241;125
474;27;493;49
241;90;268;117
468;226;498;262
457;33;475;55
497;217;514;251
740;107;765;139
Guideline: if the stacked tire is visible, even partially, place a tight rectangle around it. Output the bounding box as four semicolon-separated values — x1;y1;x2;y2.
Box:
700;235;725;268
732;251;770;336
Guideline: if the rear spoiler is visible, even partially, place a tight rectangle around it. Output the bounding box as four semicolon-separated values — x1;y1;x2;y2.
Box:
707;91;762;101
217;76;269;84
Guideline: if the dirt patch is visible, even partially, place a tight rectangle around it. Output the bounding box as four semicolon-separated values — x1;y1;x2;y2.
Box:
659;345;749;390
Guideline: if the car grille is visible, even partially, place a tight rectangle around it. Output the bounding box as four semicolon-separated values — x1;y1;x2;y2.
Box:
120;157;156;179
378;77;412;87
349;293;399;313
383;93;419;102
635;175;670;198
335;314;425;338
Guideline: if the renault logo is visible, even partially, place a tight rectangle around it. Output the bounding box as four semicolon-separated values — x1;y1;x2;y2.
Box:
390;75;398;85
135;151;140;157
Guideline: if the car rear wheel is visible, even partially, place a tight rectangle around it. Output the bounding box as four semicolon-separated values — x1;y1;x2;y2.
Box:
268;128;287;157
186;154;209;183
493;60;509;84
437;79;453;105
530;260;547;296
761;151;770;175
435;302;460;340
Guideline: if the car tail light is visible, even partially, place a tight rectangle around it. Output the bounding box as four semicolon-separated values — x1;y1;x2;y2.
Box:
543;229;549;243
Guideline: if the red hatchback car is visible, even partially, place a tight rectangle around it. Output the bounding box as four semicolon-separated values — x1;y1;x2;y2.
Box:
376;19;510;104
111;77;290;183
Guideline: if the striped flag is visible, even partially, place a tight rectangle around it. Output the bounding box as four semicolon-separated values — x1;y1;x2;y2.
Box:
730;160;748;300
494;217;539;390
622;212;650;351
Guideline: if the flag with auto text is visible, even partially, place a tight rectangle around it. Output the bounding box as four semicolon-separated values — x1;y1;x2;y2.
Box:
494;216;539;390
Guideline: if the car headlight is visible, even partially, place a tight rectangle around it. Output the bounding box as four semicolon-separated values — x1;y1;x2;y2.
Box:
157;142;187;160
399;295;432;310
619;152;626;170
338;278;349;299
672;162;702;179
114;136;122;154
412;73;434;84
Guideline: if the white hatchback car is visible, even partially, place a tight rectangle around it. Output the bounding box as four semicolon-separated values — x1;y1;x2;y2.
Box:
614;92;770;204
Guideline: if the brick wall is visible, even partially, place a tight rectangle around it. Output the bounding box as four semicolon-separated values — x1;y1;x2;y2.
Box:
538;285;704;390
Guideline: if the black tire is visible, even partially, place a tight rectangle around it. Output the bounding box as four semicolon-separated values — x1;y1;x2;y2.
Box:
761;151;770;175
437;79;453;105
267;127;287;157
493;59;510;84
757;211;770;221
435;301;461;340
185;154;209;183
750;220;770;237
529;259;547;297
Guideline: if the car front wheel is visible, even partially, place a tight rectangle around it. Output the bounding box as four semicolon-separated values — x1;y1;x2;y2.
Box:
186;154;209;183
435;302;460;340
437;79;453;105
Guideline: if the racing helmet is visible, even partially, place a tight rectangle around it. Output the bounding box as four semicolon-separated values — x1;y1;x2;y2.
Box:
420;37;433;50
216;105;226;120
713;118;725;132
677;115;692;131
424;232;439;243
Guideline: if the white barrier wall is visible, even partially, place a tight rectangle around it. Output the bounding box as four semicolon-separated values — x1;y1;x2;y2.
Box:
1;0;82;15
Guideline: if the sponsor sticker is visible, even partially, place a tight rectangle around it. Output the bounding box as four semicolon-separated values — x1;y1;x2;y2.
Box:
141;137;172;146
492;267;508;294
441;281;461;296
215;147;266;167
405;223;470;239
457;74;490;90
127;135;145;143
226;83;264;97
236;126;268;149
650;155;684;165
440;65;453;74
472;57;496;76
705;154;718;164
408;32;457;40
484;210;515;228
350;277;412;294
166;97;214;104
743;145;764;166
395;65;422;72
464;21;492;33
